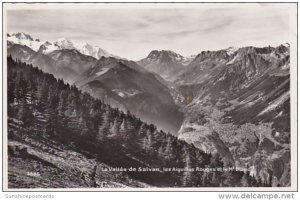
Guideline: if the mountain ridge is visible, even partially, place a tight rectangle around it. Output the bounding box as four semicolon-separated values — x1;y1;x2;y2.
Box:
7;56;262;187
76;56;184;134
6;34;291;187
7;32;120;59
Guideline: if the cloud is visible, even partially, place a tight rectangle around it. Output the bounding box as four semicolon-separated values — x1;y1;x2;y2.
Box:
159;18;233;39
6;4;292;60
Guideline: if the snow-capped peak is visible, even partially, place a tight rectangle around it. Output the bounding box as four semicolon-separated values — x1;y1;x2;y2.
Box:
54;37;75;49
11;32;34;41
7;32;119;59
282;43;290;48
73;42;117;59
52;38;120;59
8;32;41;51
225;46;239;56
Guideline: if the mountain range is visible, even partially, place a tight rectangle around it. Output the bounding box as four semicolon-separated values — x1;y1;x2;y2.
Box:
7;32;183;134
76;56;184;134
174;44;290;186
7;32;118;59
8;57;262;188
7;32;291;187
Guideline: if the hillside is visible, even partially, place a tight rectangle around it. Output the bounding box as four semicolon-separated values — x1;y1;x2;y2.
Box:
76;56;184;134
173;45;291;186
7;56;264;188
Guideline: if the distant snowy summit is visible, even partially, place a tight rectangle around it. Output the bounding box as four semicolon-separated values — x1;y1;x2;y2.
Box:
7;32;119;59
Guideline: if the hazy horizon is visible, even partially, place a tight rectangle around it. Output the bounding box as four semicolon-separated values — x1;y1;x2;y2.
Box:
7;3;291;60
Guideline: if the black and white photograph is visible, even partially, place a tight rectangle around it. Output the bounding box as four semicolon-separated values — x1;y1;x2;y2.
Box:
2;2;298;192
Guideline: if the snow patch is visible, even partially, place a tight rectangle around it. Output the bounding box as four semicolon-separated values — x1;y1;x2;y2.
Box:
8;35;41;52
226;54;239;65
281;64;289;70
240;92;264;106
118;92;125;97
226;46;238;56
258;91;290;116
96;68;110;76
275;111;284;118
112;89;141;98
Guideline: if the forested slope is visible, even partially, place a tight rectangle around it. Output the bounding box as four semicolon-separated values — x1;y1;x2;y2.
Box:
7;56;266;188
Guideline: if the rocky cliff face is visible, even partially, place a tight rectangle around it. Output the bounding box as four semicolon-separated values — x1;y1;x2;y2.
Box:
137;50;190;81
176;44;290;186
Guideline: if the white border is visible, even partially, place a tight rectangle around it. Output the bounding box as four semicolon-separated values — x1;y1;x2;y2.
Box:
1;2;298;192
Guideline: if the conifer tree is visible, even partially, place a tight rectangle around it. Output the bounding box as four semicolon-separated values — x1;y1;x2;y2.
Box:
182;146;193;186
109;119;119;137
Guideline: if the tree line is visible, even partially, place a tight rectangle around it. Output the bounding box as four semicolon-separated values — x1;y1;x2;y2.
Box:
7;55;269;187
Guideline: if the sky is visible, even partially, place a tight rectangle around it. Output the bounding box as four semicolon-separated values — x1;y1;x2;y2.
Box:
6;4;292;60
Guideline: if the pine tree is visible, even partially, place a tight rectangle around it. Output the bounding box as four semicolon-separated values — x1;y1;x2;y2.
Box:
109;119;119;137
27;80;37;105
119;118;127;133
158;146;165;158
36;79;49;112
97;109;110;140
164;135;175;163
241;173;251;187
182;146;193;186
138;123;147;136
17;97;34;127
120;118;132;141
142;130;153;153
8;74;16;104
222;171;237;187
257;175;263;186
13;72;22;104
201;171;211;187
211;153;223;168
78;115;89;136
267;171;273;187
